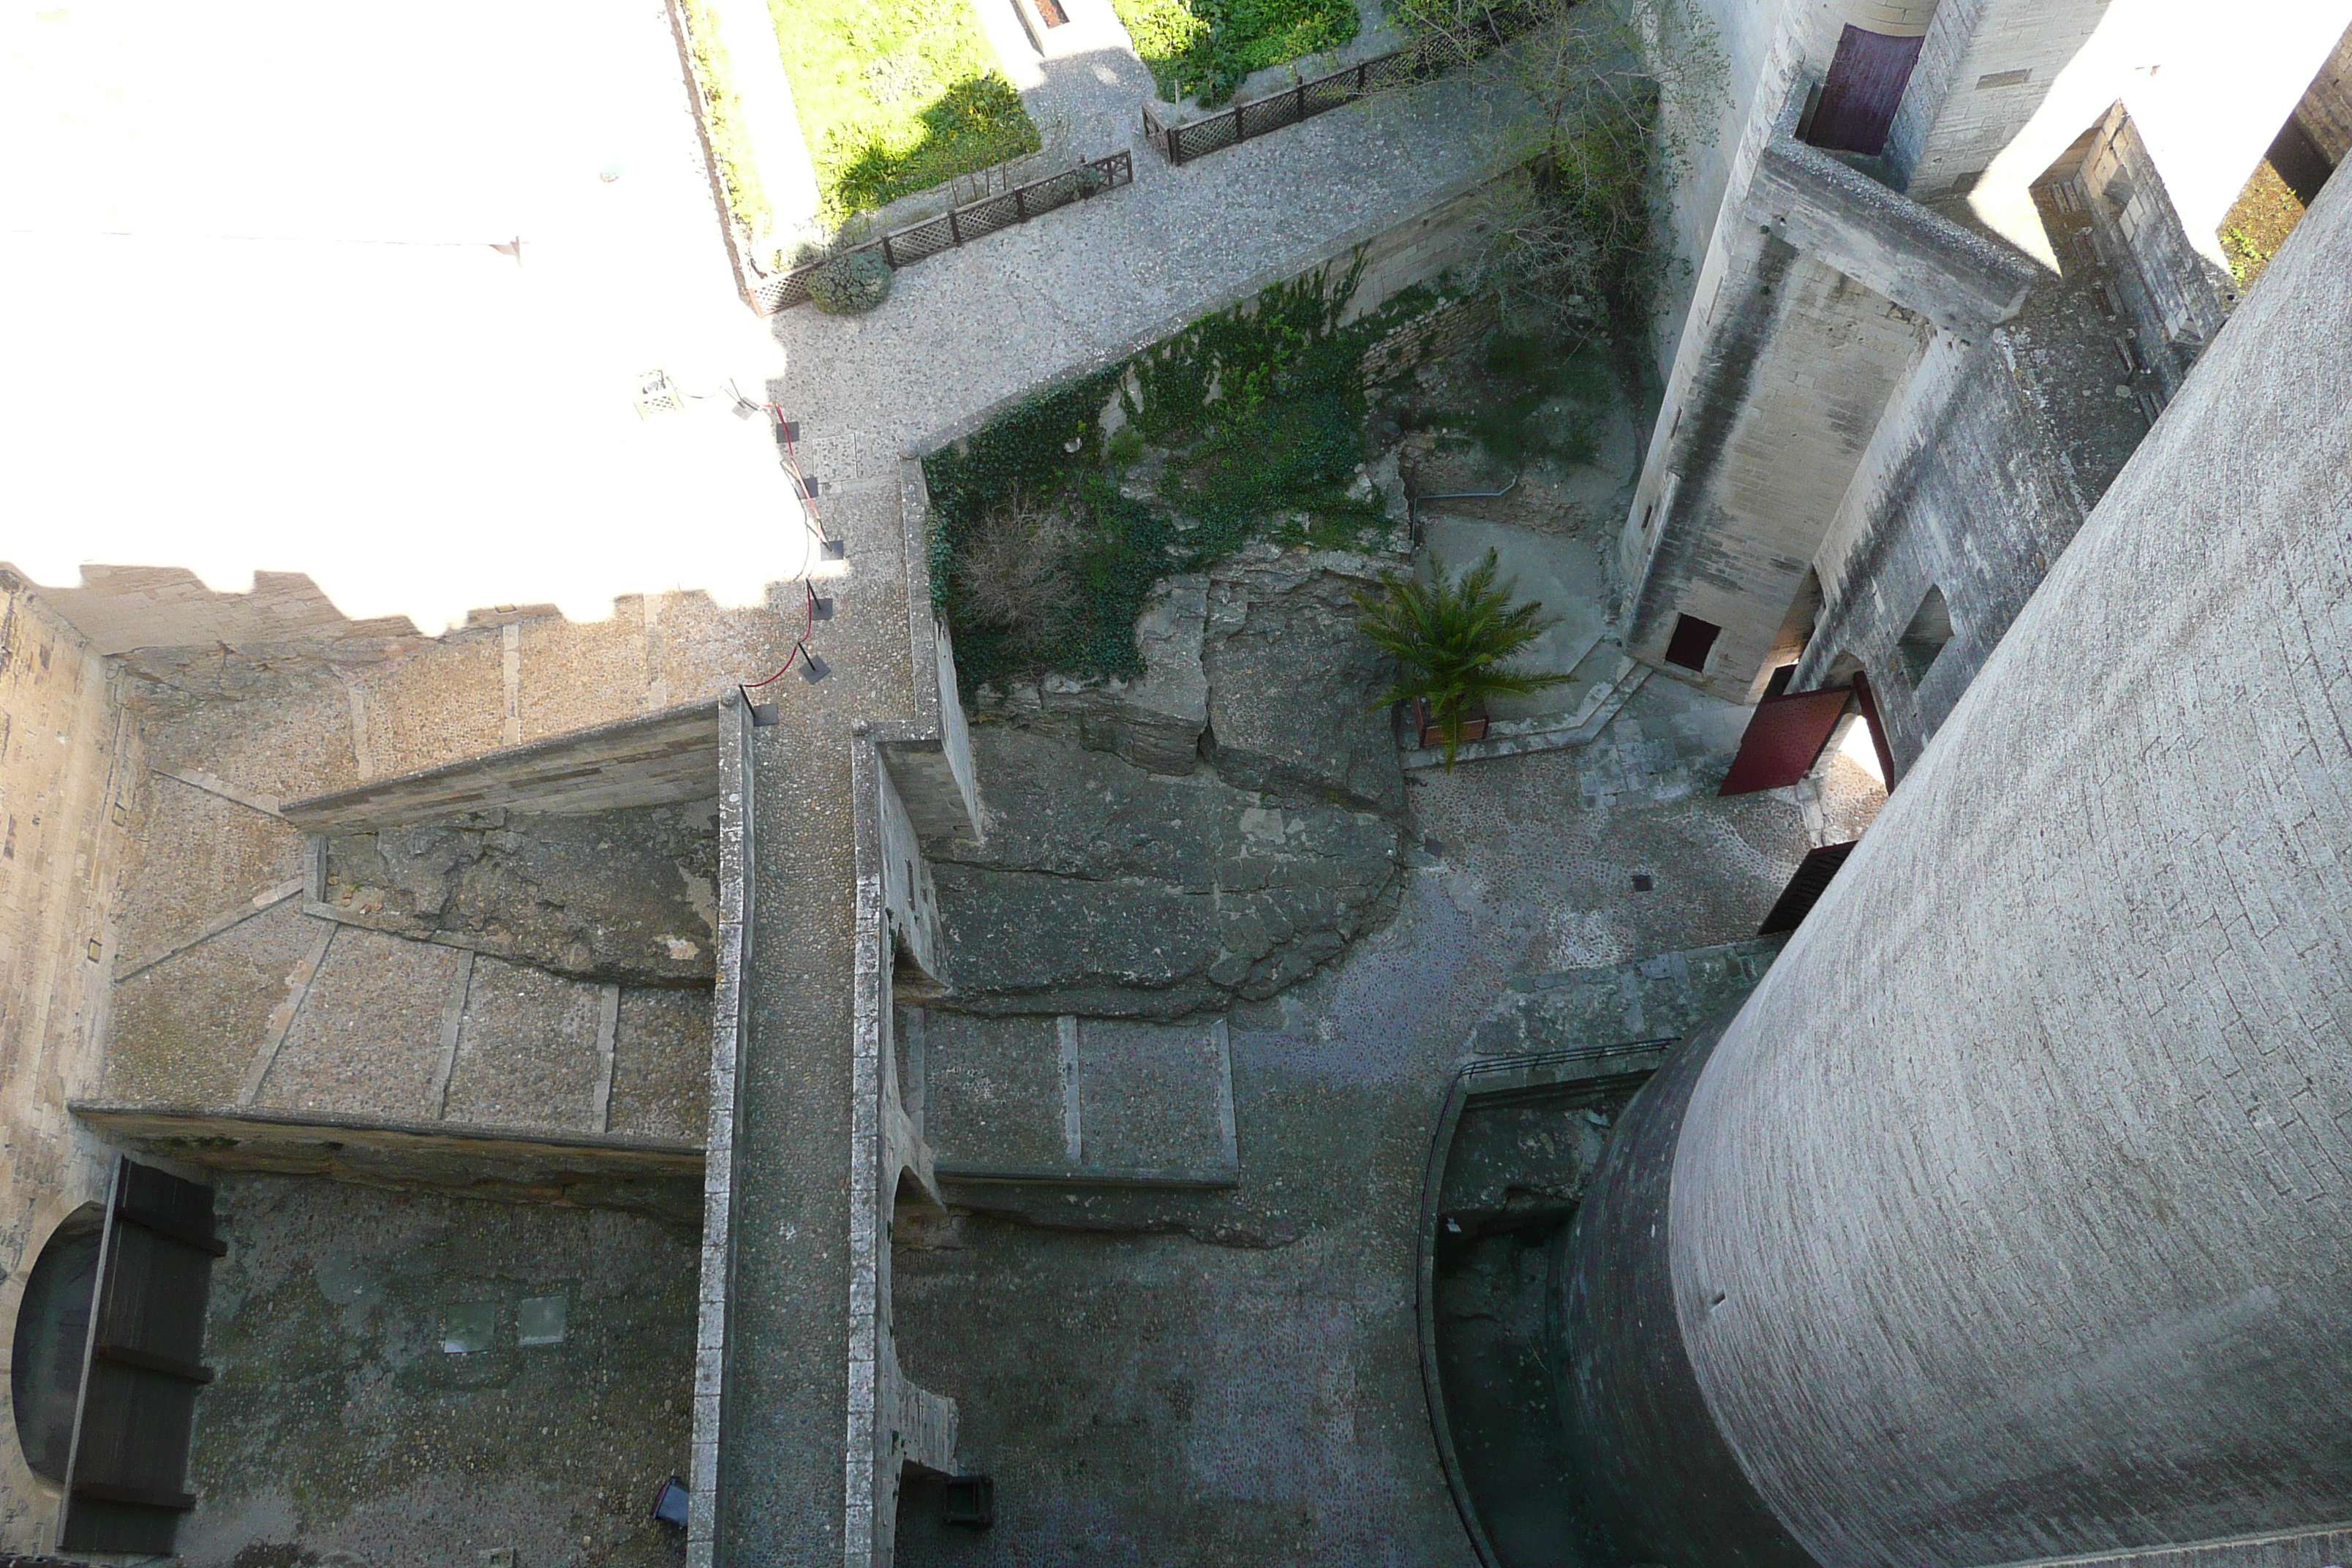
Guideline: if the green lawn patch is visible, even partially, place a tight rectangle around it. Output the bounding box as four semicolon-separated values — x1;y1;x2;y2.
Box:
1112;0;1360;105
769;0;1041;222
925;259;1442;698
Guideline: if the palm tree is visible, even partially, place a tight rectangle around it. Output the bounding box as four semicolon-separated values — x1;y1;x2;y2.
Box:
1354;547;1570;767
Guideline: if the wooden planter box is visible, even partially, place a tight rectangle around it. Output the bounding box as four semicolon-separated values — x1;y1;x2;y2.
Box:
1411;696;1489;749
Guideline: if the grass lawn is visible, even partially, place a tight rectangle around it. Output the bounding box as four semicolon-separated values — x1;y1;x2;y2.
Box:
1112;0;1360;105
770;0;1041;221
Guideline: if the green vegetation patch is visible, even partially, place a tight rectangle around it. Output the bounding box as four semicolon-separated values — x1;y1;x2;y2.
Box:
770;0;1041;220
1112;0;1360;105
925;259;1440;696
2218;157;2305;290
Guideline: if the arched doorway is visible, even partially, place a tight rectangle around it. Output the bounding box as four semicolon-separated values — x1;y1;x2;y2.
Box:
11;1206;103;1484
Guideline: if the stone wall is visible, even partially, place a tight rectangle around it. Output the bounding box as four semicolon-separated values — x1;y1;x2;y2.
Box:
1467;938;1787;1058
2076;105;2234;393
0;591;143;1551
1886;0;2105;200
1791;287;2099;772
1619;132;2035;703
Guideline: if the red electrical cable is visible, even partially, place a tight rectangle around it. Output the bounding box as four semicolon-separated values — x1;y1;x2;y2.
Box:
741;581;821;690
738;410;836;698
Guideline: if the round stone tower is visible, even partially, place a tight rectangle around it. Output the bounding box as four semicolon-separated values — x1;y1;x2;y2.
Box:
1561;173;2352;1568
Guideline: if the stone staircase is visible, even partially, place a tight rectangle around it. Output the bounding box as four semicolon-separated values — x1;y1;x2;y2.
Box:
1400;636;1654;770
252;919;709;1140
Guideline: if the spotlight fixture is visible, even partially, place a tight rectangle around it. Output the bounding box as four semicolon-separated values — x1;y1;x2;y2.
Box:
737;684;783;726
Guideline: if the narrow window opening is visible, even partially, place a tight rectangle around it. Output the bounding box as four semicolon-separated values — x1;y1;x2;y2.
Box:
1896;586;1953;687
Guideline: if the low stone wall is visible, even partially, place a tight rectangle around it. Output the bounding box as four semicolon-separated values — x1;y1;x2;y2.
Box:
1467;937;1788;1057
65;1104;702;1221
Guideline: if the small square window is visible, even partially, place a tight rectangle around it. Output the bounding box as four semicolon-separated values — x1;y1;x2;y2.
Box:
1665;614;1723;672
518;1294;569;1347
442;1302;497;1355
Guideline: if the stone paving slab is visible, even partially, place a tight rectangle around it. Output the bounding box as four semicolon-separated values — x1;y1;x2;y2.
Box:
445;957;608;1128
914;1007;1237;1180
1079;1016;1235;1172
920;1009;1070;1171
257;926;464;1120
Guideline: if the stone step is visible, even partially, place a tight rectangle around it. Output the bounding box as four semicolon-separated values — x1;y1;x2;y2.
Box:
905;1007;1238;1186
1399;644;1654;769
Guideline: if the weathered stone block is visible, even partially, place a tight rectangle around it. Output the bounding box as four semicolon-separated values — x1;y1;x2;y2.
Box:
1201;546;1407;817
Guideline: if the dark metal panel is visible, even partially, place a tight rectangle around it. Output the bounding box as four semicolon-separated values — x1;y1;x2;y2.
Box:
1719;689;1852;795
1807;26;1925;157
56;1158;219;1558
1757;841;1860;936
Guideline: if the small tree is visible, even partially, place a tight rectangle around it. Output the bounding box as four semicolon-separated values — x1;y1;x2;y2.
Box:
1390;0;1729;361
1355;549;1569;766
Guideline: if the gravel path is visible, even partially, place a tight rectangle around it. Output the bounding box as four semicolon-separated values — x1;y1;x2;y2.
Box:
773;59;1533;487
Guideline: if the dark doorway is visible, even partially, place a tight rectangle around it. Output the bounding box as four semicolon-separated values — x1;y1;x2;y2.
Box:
12;1207;102;1482
1759;840;1861;935
1807;26;1926;156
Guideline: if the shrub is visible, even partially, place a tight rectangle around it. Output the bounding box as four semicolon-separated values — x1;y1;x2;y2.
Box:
807;248;894;313
924;259;1444;697
952;495;1082;649
1398;0;1729;363
1112;0;1358;105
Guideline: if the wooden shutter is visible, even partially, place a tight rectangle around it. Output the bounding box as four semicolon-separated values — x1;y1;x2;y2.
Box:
1808;26;1926;156
1719;688;1852;795
1758;840;1860;935
56;1158;223;1556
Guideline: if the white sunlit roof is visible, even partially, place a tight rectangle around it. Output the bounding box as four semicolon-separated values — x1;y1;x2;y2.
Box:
0;0;811;634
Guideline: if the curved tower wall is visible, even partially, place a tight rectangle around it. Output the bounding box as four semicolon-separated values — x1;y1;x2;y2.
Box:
1570;170;2352;1567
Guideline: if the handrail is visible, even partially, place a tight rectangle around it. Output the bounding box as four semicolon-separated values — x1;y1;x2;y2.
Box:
755;150;1133;314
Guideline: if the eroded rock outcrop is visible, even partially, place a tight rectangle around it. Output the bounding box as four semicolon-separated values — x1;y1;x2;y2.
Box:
1202;546;1406;816
320;803;719;984
930;728;1403;1018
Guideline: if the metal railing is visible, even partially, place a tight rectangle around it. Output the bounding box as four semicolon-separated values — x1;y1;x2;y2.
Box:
1141;31;1485;166
755;149;1134;313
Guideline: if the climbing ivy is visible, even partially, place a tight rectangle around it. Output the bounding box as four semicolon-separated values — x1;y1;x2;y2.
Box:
924;257;1446;699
